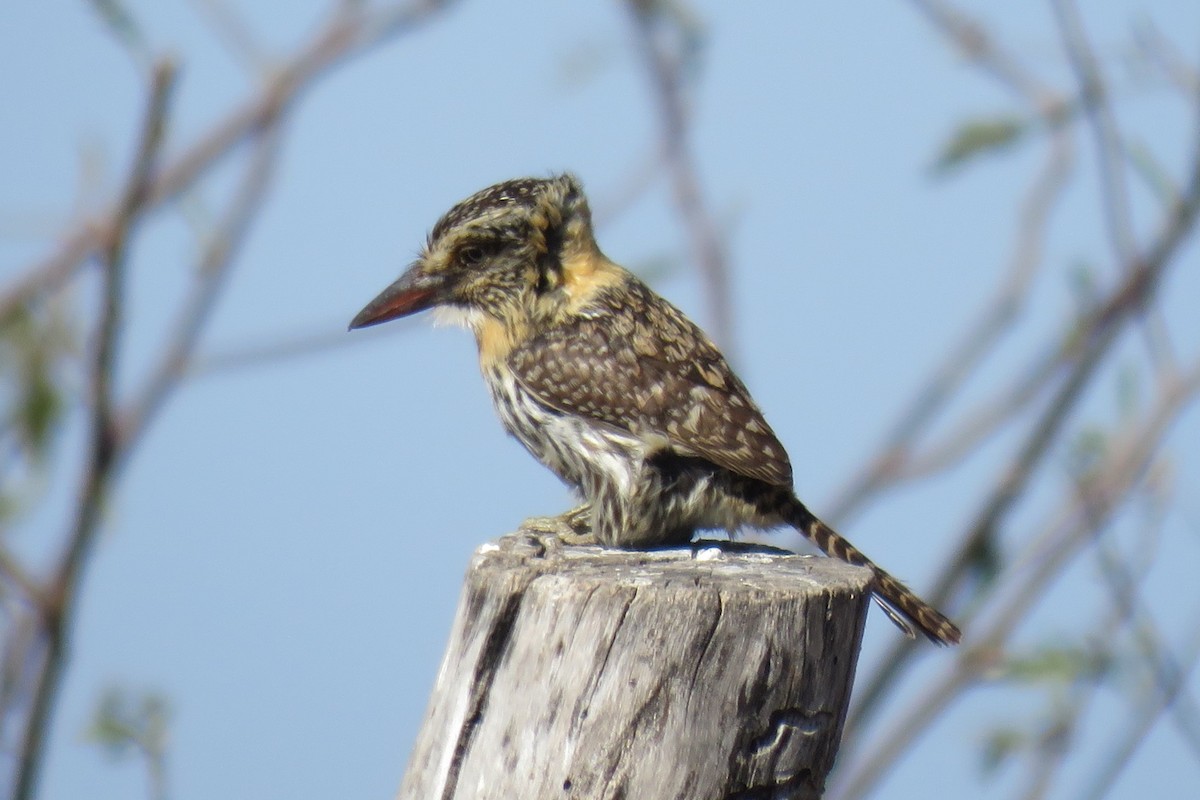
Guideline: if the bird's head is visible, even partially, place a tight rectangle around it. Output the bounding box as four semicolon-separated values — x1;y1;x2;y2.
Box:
348;174;598;331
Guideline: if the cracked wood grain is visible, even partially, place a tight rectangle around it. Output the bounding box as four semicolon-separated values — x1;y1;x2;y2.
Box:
398;535;871;800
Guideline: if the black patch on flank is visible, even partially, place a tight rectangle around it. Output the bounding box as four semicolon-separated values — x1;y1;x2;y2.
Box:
645;451;720;494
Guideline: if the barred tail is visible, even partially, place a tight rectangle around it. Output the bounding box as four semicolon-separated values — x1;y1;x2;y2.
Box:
778;494;962;646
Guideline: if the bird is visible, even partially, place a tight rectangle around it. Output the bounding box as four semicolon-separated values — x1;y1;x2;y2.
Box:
349;174;961;646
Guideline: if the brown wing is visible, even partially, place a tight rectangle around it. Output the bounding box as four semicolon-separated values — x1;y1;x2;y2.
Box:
508;278;793;488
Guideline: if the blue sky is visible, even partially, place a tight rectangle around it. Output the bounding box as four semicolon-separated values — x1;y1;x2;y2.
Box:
3;1;1200;798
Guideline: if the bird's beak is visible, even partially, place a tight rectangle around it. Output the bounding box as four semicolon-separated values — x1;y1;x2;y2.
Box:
348;264;444;330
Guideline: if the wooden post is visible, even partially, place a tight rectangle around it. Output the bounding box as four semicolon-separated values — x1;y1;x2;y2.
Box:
398;533;872;800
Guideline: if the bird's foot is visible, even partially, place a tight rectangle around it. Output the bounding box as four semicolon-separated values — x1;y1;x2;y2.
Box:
519;504;596;546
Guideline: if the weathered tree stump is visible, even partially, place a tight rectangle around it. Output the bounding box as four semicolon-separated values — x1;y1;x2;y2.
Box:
398;533;872;800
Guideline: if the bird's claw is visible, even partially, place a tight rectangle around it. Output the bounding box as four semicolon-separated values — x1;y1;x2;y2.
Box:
519;505;595;546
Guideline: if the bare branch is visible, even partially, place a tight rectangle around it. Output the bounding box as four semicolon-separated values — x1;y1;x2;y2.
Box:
625;0;735;354
828;127;1074;520
998;499;1167;799
119;123;283;445
845;58;1200;747
1088;534;1200;771
4;7;459;796
1015;446;1200;797
187;0;268;73
13;58;178;800
1132;18;1200;98
1051;0;1185;383
0;0;456;323
908;0;1059;107
188;324;383;378
1051;0;1138;265
0;547;43;607
833;359;1200;799
86;0;154;71
1081;620;1200;800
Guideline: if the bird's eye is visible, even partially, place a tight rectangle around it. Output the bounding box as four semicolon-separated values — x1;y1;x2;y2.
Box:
458;245;486;266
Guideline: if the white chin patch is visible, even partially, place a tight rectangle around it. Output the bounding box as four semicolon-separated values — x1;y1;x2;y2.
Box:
433;306;483;331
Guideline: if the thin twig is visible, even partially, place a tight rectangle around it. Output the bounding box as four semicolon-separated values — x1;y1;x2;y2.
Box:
1132;19;1200;97
0;547;42;606
1017;446;1187;798
832;360;1200;799
1013;578;1142;798
1051;0;1138;266
0;0;455;323
908;0;1059;106
188;323;387;378
6;8;458;791
187;0;267;73
1050;0;1179;381
1079;619;1200;800
119;123;283;444
0;615;39;741
845;87;1200;745
625;0;735;354
827;0;1075;523
12;58;178;800
828;126;1073;519
1092;530;1200;761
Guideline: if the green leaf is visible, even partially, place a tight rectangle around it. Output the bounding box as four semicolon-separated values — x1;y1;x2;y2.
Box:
86;0;150;63
19;367;61;456
980;726;1025;775
1;303;69;461
1066;426;1108;482
933;116;1028;174
1000;643;1111;685
85;686;171;759
1115;361;1140;420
